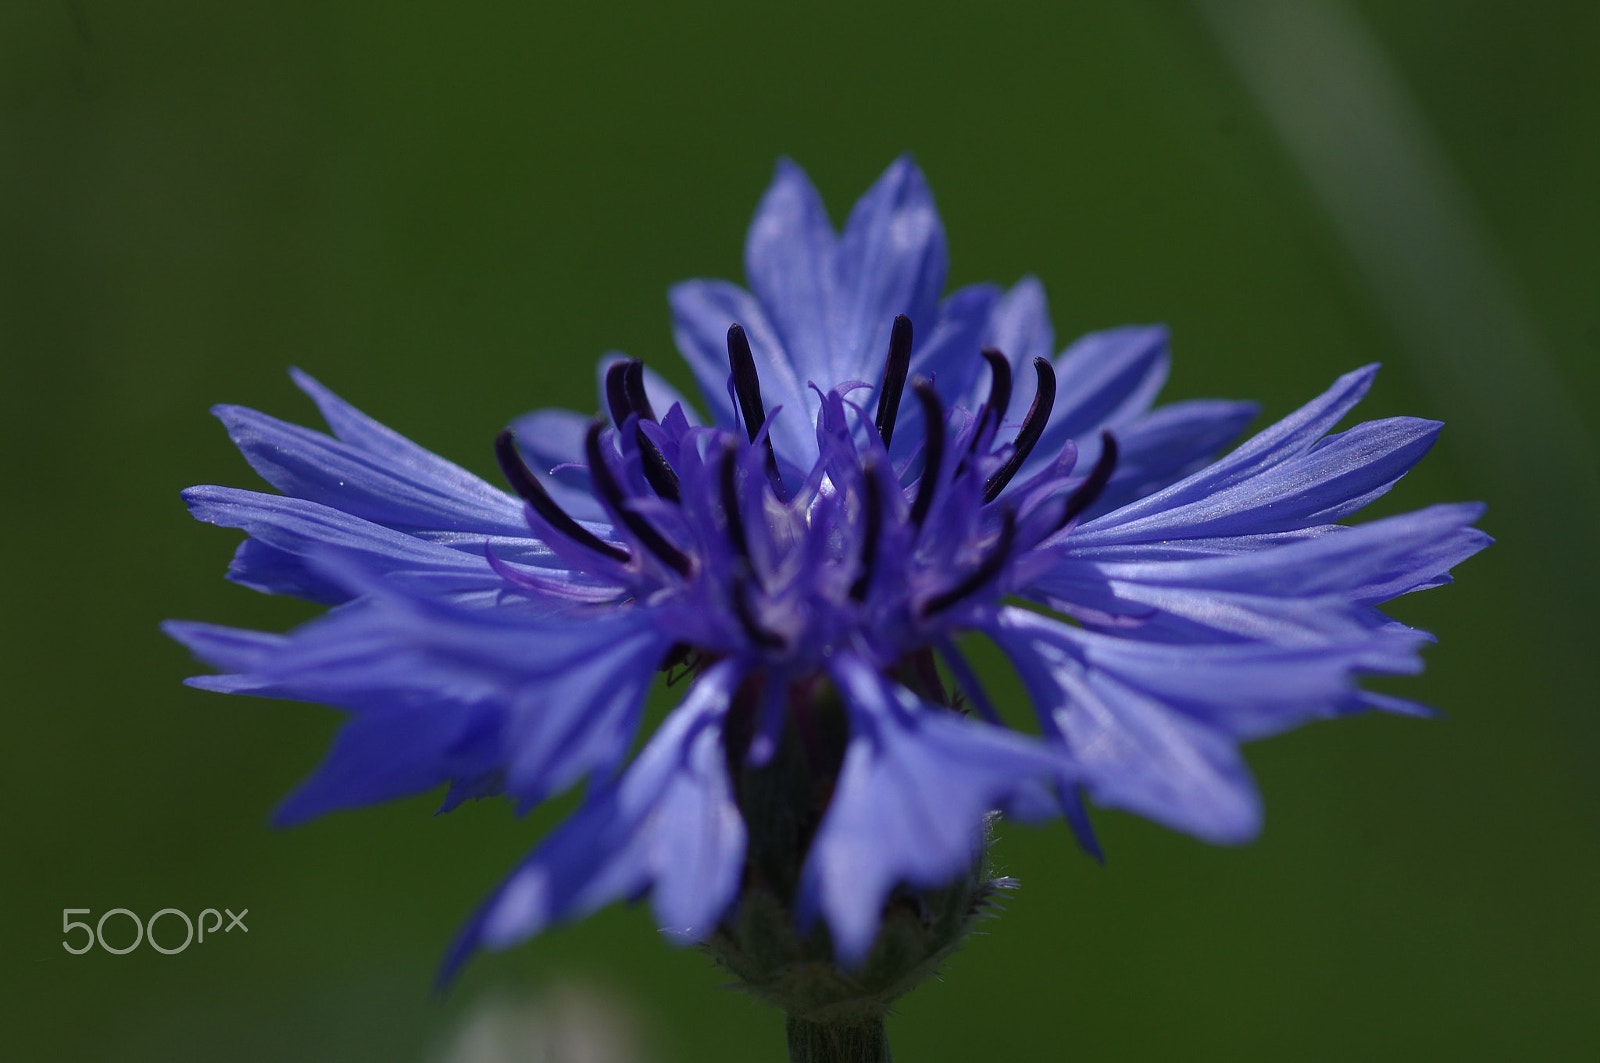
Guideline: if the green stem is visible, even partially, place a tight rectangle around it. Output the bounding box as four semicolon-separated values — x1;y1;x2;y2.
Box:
785;1015;892;1063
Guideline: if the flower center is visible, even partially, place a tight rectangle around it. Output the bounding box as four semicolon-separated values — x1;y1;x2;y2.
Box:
492;317;1120;666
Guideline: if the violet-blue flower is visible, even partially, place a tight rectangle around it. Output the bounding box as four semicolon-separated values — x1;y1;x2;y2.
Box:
167;157;1488;1055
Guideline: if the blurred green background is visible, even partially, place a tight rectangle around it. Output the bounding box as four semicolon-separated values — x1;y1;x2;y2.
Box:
4;1;1598;1059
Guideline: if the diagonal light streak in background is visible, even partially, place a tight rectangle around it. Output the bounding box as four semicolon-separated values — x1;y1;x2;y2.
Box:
1195;0;1600;788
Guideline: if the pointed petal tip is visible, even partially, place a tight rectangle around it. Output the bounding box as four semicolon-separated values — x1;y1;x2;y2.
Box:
885;151;922;178
666;276;723;306
773;154;802;174
179;675;228;692
287;366;341;409
1162;793;1263;846
269;789;329;829
159;618;196;643
1345;362;1382;388
758;156;825;205
433;873;550;989
1212;824;1263;847
435;911;490;994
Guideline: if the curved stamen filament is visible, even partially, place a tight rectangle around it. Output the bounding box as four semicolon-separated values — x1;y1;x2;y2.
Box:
637;436;681;503
494;430;631;564
604;361;635;431
605;360;680;503
719;441;750;563
726;324;784;496
974;347;1013;448
1054;431;1119;531
622;359;655;422
849;459;884;601
584;422;692;576
726;324;768;444
908;379;944;530
874;314;914;448
956;348;1014;480
920;509;1018;617
731;577;786;649
983;356;1057;503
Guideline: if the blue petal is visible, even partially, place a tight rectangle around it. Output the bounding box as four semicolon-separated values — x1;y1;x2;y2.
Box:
225;538;354;603
982;607;1448;843
1060;786;1106;863
985;609;1266;844
744;158;840;387
995;323;1181;503
668;278;819;465
892;283;1002;459
163;620;287;676
505;407;606;522
1074;415;1442;546
990;604;1425;742
833;155;949;387
274;702;502;825
441;661;745;982
169;554;671;821
913;283;1003;393
1046;325;1171;441
1093;503;1490;605
800;654;1062;966
670;158;951;468
975;278;1253;512
1077;364;1379;537
283;369;532;536
1053;578;1411;647
1087;398;1260;516
183;486;546;606
1028;504;1488;648
592;353;704;428
984;276;1055;371
213;402;529;538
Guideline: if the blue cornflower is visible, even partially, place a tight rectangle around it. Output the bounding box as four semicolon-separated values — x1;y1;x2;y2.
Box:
167;158;1487;1004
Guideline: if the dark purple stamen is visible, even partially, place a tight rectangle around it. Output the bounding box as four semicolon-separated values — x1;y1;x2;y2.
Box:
584;422;692;576
955;348;1014;480
605;359;680;503
874;314;914;448
920;509;1017;617
494;430;630;564
731;577;786;649
849;460;884;601
908;379;945;530
719;441;749;562
975;348;1013;446
622;359;656;422
604;361;634;431
726;324;768;443
637;436;681;503
1054;431;1119;531
725;324;783;494
983;356;1056;503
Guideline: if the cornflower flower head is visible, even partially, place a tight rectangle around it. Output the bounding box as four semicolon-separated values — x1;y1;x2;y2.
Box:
167;157;1488;1059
